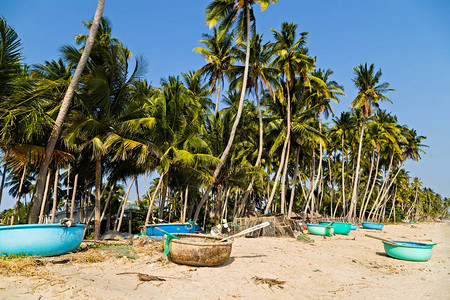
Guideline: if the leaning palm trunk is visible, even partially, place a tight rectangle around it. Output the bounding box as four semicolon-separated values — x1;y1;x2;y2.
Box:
193;5;251;223
236;84;264;217
360;149;380;220
371;162;404;220
159;172;169;220
265;82;292;214
11;165;27;225
368;150;394;220
94;157;102;239
287;147;300;218
38;171;52;224
280;140;291;214
50;165;60;223
144;175;163;224
181;185;189;223
0;164;7;207
29;0;105;224
115;176;136;231
358;149;375;220
348;119;366;220
100;182;113;221
70;173;79;220
304;142;324;218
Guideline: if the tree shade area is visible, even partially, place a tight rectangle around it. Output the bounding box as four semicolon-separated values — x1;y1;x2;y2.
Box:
0;1;448;238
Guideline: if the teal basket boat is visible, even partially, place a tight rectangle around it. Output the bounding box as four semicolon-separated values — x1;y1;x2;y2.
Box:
318;221;352;235
307;224;334;236
146;222;203;240
382;241;435;261
362;222;384;230
0;223;86;256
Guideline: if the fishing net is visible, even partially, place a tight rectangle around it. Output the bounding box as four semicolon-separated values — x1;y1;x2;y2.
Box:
99;245;139;259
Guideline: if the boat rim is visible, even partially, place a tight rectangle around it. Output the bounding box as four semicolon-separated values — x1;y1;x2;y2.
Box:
382;240;435;249
0;223;86;230
171;233;233;246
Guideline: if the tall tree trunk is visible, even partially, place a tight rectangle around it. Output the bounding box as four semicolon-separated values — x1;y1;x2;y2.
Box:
145;175;163;224
94;156;102;240
265;82;292;214
349;119;366;220
214;77;222;116
288;147;300;218
280;139;290;214
116;176;136;231
368;150;395;220
360;149;380;220
11;165;27;225
135;178;140;203
51;165;60;223
38;170;52;224
29;0;105;223
0;164;7;207
100;182;115;221
194;4;251;222
159;172;169;220
65;164;70;218
182;185;189;223
236;83;264;216
221;187;230;222
70;173;79;220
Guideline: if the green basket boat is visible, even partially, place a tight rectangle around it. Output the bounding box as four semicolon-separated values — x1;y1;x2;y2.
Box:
382;241;435;262
318;221;352;235
307;224;334;236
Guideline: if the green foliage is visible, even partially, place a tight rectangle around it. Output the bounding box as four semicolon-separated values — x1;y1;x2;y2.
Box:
1;252;28;260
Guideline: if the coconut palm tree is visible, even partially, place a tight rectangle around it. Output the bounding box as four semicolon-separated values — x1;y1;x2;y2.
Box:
30;0;105;224
229;33;279;215
193;0;278;222
265;22;314;214
347;63;393;220
194;28;236;116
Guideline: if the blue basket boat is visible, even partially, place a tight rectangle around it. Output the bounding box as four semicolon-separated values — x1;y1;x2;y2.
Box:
0;223;86;256
382;241;435;261
146;222;203;240
362;222;384;230
351;224;358;230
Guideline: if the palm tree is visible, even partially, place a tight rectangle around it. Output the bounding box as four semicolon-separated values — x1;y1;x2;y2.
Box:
194;28;236;116
265;22;314;214
347;63;393;220
30;0;105;224
193;0;278;222
229;33;279;215
0;16;22;105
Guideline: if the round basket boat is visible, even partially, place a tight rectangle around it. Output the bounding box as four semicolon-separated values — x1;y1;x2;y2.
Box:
0;223;86;256
307;224;334;236
169;234;233;267
383;241;434;262
318;221;351;235
362;222;384;230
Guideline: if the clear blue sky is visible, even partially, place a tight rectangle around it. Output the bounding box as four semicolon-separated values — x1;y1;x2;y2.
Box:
1;0;449;210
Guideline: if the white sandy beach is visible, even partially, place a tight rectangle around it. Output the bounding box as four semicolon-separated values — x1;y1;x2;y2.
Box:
1;222;449;299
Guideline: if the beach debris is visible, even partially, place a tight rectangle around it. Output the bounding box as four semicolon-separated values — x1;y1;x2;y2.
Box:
252;276;286;289
117;272;166;281
296;234;314;243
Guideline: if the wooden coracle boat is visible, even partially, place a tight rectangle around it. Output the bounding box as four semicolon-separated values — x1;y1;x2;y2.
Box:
0;223;86;256
168;233;233;267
